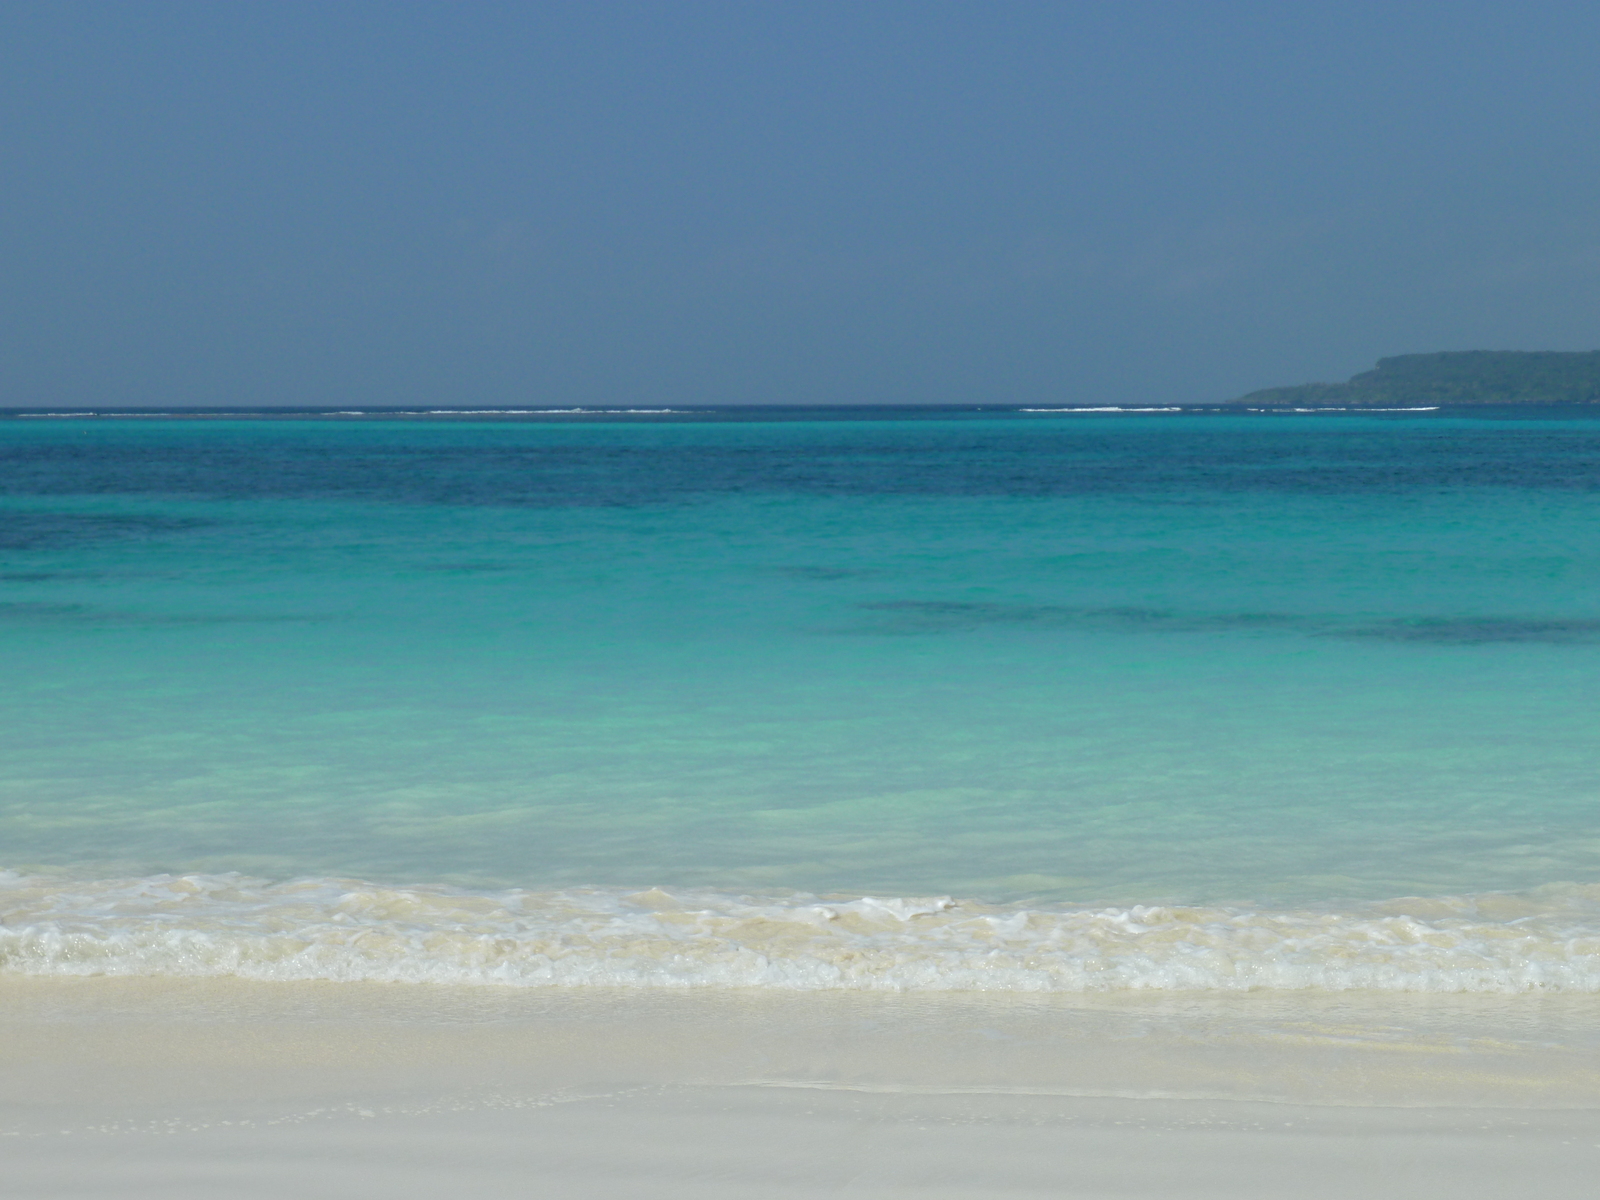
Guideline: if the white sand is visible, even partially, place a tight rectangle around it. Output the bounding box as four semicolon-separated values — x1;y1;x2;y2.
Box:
4;977;1599;1198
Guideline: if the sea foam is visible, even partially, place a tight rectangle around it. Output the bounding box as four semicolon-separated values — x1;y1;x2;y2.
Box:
4;871;1600;993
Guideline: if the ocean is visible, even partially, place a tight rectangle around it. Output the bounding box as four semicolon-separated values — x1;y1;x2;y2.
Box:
4;405;1600;993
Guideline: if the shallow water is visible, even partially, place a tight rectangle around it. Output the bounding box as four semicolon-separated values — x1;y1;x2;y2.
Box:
4;408;1600;991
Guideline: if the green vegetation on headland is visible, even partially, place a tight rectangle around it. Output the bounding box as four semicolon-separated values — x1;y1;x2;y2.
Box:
1232;351;1600;406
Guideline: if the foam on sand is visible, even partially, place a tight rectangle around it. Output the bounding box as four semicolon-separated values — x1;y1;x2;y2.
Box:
6;870;1600;993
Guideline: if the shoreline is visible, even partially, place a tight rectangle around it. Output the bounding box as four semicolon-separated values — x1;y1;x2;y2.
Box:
10;871;1600;993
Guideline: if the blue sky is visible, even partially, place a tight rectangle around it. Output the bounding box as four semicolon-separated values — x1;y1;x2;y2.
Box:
4;1;1599;407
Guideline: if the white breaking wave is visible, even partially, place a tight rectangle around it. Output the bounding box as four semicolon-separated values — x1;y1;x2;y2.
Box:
1018;407;1183;413
4;872;1600;993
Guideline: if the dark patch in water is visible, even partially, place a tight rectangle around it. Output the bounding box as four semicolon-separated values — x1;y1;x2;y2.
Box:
0;602;91;620
771;566;882;582
1341;617;1600;645
0;571;107;582
0;512;214;551
851;601;1305;636
846;601;1600;646
0;602;322;627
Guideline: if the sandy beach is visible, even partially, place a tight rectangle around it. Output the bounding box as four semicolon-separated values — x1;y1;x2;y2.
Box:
11;1;1600;1194
5;977;1597;1198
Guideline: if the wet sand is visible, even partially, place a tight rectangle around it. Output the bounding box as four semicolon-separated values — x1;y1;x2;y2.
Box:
4;977;1598;1197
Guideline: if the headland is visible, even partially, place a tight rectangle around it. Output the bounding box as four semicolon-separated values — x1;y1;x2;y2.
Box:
1233;351;1600;406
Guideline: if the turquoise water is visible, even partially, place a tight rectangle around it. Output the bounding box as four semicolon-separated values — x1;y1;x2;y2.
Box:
4;410;1600;991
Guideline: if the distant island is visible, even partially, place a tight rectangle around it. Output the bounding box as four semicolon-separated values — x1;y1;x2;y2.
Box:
1231;351;1600;406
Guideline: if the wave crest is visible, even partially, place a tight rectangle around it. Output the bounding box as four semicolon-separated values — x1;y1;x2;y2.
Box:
4;871;1600;992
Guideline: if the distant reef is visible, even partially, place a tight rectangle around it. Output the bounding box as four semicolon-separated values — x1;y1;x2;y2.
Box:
1232;351;1600;406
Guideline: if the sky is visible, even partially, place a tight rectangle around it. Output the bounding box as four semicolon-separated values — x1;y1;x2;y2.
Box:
3;1;1599;408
